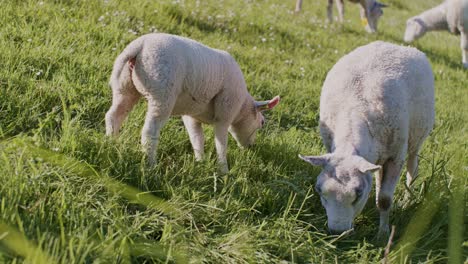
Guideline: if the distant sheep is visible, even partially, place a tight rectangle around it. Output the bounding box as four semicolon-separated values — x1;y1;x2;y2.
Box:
294;0;387;33
299;41;434;236
404;0;468;68
105;33;280;173
327;0;388;33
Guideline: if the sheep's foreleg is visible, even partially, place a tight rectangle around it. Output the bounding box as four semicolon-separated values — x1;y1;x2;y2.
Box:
461;32;468;68
335;0;345;23
183;115;205;161
327;0;334;23
141;103;169;166
214;124;229;173
376;159;404;239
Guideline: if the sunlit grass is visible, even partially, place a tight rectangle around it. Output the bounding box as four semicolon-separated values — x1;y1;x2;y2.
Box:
0;0;466;263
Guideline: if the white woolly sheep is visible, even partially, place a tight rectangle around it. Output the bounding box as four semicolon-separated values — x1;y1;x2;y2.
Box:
326;0;388;33
299;41;434;237
404;0;468;68
105;33;280;173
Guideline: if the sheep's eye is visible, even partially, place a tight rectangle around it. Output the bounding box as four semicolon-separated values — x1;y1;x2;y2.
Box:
353;188;363;205
314;185;322;194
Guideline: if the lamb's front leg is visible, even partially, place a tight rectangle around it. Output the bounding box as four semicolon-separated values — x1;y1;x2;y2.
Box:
461;32;468;68
376;159;404;239
182;115;205;161
214;124;229;173
327;0;334;23
359;6;373;33
335;0;345;23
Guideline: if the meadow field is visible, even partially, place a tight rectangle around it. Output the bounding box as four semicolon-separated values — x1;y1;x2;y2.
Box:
0;0;466;263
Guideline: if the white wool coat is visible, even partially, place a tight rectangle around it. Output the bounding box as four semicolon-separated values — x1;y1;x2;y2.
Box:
111;33;248;124
319;41;435;166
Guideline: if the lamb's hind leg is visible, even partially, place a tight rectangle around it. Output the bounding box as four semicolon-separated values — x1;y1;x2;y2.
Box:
461;32;468;68
182;115;205;161
105;85;141;136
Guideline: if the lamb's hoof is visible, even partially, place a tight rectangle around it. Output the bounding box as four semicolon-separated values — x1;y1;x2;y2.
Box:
194;155;204;162
364;25;376;34
146;160;156;168
144;155;156;168
374;227;390;246
218;164;229;174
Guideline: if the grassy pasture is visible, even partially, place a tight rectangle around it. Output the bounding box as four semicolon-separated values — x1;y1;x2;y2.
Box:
0;0;466;263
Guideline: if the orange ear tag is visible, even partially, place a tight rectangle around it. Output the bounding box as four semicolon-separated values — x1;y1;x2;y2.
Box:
361;18;368;27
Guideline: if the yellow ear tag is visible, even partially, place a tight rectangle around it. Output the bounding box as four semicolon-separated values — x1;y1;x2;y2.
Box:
361;18;368;26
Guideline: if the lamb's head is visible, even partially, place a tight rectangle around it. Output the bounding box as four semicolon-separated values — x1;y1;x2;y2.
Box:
230;96;280;147
404;17;426;43
366;1;387;33
299;154;381;234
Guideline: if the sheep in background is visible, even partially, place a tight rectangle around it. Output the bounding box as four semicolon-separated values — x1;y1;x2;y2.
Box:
294;0;387;33
105;33;280;173
327;0;388;33
404;0;468;68
299;41;434;237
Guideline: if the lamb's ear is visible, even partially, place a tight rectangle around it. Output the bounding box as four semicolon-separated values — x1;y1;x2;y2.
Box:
255;96;280;111
298;154;330;167
355;156;381;173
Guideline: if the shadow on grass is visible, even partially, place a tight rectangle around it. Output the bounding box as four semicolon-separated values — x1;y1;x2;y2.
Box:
417;45;462;70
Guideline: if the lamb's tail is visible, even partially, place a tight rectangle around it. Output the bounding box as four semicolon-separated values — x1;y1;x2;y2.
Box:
110;37;145;85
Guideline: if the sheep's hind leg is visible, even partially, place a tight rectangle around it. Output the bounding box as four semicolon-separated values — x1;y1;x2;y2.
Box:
141;101;170;166
105;87;140;137
182;115;205;161
460;32;468;68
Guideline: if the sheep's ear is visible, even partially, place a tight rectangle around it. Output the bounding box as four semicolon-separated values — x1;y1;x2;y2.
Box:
376;1;388;8
255;96;280;111
355;156;381;174
298;154;330;167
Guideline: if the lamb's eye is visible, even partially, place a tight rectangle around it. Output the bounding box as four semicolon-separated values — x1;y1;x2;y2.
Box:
353;188;363;205
314;185;322;194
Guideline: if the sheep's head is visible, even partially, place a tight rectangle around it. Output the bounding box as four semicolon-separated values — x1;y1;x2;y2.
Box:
299;154;381;234
365;1;387;33
230;96;280;147
404;17;426;43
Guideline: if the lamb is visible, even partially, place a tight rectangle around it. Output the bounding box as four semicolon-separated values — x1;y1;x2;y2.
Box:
105;33;280;173
404;0;468;68
326;0;388;33
299;41;435;237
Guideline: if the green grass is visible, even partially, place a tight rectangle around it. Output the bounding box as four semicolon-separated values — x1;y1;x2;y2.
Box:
0;0;466;263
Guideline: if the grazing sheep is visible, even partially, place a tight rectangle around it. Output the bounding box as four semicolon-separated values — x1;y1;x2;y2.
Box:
326;0;388;33
404;0;468;68
299;41;434;237
105;33;280;173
